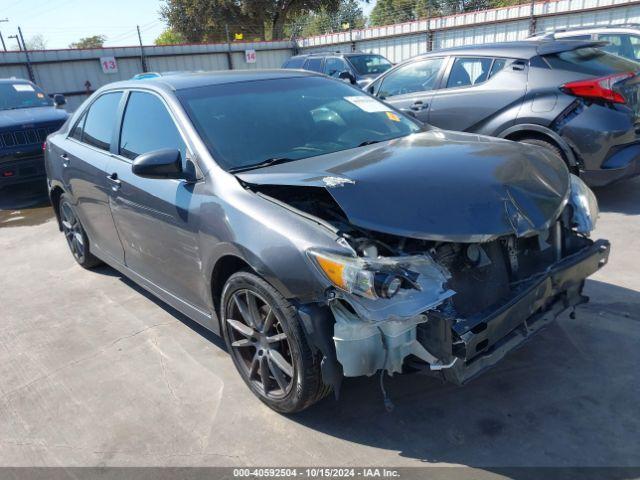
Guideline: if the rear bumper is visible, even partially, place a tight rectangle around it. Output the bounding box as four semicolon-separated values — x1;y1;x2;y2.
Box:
581;143;640;187
440;239;610;385
0;154;46;189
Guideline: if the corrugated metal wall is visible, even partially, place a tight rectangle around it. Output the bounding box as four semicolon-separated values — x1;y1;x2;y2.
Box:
300;0;640;62
0;42;293;111
2;0;640;111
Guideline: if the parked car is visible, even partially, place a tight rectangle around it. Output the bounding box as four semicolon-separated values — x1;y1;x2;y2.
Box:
0;79;68;189
45;70;609;412
366;40;640;186
282;52;392;87
529;24;640;62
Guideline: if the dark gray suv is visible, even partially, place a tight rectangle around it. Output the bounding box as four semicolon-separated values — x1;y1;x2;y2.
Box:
45;70;609;412
367;40;640;186
283;52;392;87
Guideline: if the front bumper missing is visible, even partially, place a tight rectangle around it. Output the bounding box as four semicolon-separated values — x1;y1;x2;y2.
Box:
439;239;610;385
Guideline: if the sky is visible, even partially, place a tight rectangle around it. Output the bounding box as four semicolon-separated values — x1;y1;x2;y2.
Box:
0;0;376;51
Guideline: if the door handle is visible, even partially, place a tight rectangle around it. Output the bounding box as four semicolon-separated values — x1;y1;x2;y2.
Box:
60;153;69;167
107;172;121;191
410;101;428;111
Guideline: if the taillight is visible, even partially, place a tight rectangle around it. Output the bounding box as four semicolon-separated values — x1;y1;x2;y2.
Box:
562;72;634;104
42;141;46;152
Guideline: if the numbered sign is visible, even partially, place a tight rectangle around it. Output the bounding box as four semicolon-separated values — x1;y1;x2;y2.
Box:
100;56;118;74
245;49;256;64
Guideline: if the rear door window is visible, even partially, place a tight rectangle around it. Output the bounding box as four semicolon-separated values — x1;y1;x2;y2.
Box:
119;91;186;161
489;58;511;78
446;57;493;88
304;57;323;72
544;47;640;75
81;92;122;151
323;57;349;77
70;111;87;141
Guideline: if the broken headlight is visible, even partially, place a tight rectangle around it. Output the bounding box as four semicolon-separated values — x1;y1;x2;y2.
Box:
569;174;599;234
307;249;406;300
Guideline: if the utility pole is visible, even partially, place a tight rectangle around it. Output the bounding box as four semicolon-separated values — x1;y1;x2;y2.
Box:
0;18;8;52
529;0;537;35
17;26;35;82
8;34;20;50
225;24;233;70
136;25;148;72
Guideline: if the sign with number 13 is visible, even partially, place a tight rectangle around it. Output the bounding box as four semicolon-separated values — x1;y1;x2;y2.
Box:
100;56;118;74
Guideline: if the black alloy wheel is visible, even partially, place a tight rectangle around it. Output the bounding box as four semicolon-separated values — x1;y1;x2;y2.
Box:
220;271;330;413
226;288;295;399
59;194;101;269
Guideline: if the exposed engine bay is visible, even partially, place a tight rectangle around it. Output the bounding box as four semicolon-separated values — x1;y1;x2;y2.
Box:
248;175;609;386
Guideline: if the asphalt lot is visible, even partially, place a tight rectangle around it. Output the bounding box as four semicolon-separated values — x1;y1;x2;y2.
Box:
0;177;639;469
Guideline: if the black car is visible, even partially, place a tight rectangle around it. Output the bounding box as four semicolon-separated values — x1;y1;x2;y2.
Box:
45;70;608;412
282;52;392;87
366;40;640;186
0;79;68;189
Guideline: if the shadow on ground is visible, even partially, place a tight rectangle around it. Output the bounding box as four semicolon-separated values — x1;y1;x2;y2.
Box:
593;176;640;215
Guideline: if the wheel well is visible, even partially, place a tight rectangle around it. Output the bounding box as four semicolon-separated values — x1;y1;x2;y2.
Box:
504;130;580;172
211;255;252;319
50;186;65;230
504;130;563;153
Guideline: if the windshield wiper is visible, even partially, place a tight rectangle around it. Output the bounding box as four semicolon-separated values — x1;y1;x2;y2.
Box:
358;140;382;147
228;157;294;173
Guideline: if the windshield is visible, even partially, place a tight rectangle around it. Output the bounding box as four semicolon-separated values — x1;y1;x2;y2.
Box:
347;55;393;76
0;82;53;110
544;47;640;75
177;76;420;172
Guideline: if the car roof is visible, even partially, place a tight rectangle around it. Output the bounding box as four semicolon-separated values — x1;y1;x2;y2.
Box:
105;69;322;92
0;78;32;84
531;24;640;38
291;52;381;58
407;39;604;60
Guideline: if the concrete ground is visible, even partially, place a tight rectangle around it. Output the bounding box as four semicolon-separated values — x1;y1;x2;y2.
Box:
0;178;639;469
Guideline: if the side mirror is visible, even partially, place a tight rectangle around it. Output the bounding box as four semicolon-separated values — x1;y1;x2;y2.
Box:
53;94;66;107
132;148;187;180
338;71;357;85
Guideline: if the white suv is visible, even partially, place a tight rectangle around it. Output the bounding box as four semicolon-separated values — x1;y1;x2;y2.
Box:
529;24;640;62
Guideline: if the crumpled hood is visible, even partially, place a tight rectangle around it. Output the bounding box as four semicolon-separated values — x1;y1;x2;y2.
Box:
0;107;68;130
237;130;570;242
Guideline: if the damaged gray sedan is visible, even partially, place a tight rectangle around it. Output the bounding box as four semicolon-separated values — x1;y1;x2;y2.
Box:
45;70;610;413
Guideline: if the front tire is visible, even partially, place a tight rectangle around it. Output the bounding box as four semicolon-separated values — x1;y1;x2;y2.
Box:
220;271;329;413
59;194;102;269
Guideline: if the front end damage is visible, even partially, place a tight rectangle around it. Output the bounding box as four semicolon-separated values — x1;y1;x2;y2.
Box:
237;134;610;393
308;213;609;387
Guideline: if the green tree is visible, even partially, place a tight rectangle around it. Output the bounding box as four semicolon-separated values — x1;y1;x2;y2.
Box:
369;0;414;26
160;0;341;42
289;0;365;37
69;35;106;49
155;28;186;45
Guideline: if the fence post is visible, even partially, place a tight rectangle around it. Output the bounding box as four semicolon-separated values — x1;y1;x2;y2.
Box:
137;25;148;72
17;27;35;83
225;24;234;70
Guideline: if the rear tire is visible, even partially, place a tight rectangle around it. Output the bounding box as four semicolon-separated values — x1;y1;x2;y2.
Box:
517;137;565;164
220;270;330;413
59;194;102;269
